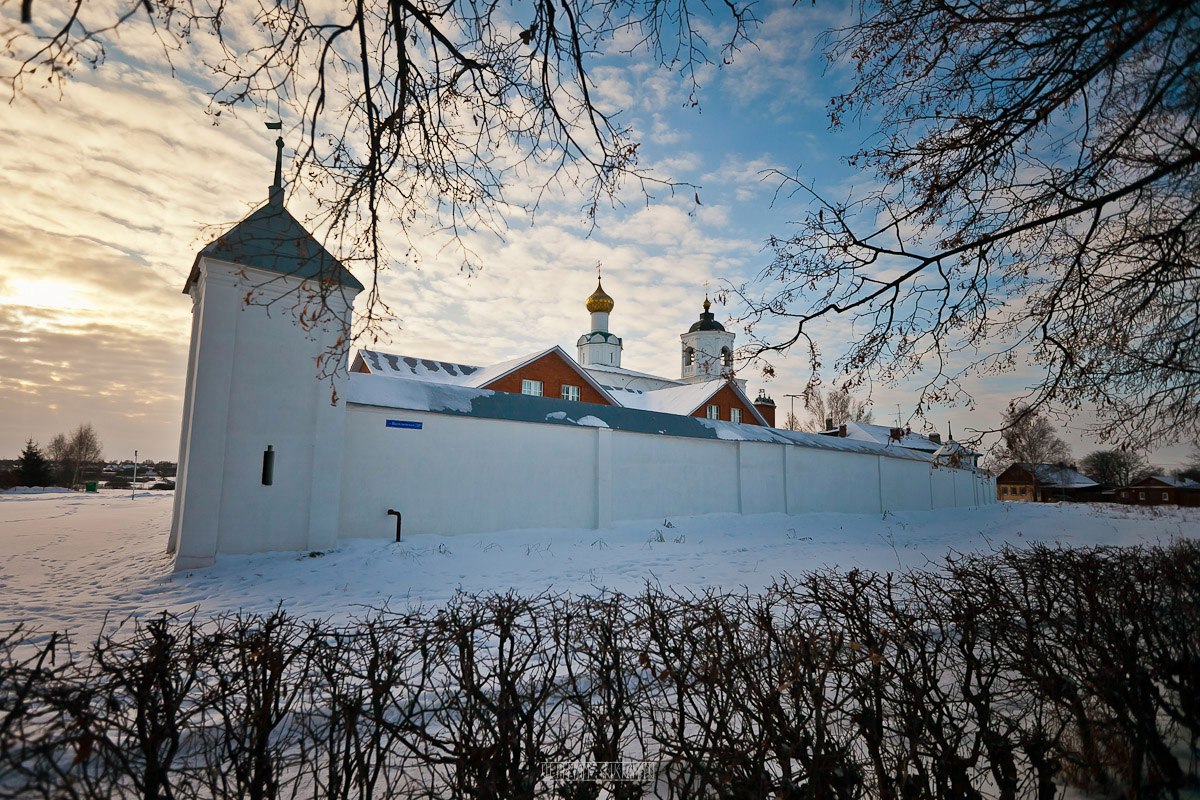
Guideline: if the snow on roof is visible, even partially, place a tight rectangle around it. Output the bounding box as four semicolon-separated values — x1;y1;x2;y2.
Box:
584;363;684;385
616;379;769;425
357;350;482;385
616;380;722;415
455;347;556;389
1023;464;1099;489
834;421;944;452
1142;475;1200;488
346;373;931;461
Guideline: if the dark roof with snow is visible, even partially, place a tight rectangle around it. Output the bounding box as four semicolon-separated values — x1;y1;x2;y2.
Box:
998;463;1098;489
184;200;364;293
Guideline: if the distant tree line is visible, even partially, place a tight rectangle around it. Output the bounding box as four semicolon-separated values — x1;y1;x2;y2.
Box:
2;424;102;489
2;542;1197;798
984;403;1200;486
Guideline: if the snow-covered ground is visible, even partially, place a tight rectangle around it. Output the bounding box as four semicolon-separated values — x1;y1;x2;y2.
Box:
0;489;1196;644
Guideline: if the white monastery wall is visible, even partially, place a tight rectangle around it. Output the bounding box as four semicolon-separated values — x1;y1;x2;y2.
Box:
738;442;787;515
785;448;880;515
931;468;957;508
610;434;739;522
339;405;601;539
336;401;995;541
880;457;937;512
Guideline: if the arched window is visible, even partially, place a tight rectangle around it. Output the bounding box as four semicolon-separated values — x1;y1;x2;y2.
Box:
721;347;733;367
684;346;696;367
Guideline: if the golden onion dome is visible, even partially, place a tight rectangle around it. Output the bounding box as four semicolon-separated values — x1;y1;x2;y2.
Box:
586;279;614;313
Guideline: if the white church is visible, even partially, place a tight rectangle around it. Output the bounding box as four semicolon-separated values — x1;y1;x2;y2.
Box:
168;138;995;570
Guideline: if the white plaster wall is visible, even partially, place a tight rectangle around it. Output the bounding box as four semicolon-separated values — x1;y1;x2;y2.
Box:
931;468;957;508
738;442;787;515
786;448;883;514
345;402;993;547
339;406;600;538
880;457;935;512
173;259;354;567
610;432;739;522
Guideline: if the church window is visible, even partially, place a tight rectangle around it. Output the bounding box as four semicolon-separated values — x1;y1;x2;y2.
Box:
561;384;581;402
522;379;543;397
684;346;696;366
730;408;742;424
706;404;719;420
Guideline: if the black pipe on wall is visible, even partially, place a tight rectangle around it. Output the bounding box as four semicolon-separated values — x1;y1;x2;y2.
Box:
262;445;275;485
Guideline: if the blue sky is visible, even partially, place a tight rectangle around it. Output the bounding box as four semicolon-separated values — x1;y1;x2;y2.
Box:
0;3;1192;471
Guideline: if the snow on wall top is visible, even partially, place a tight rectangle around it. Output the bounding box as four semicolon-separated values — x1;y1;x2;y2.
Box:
346;372;937;463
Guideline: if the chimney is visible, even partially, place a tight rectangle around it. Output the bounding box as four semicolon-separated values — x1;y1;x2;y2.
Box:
825;417;834;431
838;423;847;437
929;432;942;444
753;391;776;427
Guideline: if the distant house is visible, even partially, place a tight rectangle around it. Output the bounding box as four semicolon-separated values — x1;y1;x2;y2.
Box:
996;463;1099;502
818;421;980;469
1117;476;1200;507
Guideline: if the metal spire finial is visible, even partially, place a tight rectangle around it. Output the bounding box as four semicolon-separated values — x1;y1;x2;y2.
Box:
266;121;284;206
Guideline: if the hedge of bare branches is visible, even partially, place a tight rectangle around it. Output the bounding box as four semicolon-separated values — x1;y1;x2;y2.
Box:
2;542;1197;799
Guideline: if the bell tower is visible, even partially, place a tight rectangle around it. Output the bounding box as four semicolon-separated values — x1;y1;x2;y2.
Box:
680;297;735;383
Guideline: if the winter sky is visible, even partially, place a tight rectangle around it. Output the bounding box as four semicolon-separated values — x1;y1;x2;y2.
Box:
0;3;1192;470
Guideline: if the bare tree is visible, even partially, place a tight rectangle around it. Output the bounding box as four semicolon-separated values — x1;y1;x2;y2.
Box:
741;1;1200;450
2;0;756;342
987;405;1070;471
803;387;873;432
1079;450;1152;489
1178;449;1200;483
47;423;104;489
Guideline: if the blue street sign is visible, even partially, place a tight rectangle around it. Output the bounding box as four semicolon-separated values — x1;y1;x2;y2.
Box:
386;420;423;430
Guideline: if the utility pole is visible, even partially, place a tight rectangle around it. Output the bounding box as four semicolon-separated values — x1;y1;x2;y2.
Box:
132;449;137;500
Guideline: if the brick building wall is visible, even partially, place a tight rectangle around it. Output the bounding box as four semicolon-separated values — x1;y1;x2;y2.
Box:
689;383;762;426
482;352;613;405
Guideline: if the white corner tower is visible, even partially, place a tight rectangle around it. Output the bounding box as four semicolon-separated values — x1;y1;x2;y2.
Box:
576;277;623;368
680;297;736;383
167;124;364;570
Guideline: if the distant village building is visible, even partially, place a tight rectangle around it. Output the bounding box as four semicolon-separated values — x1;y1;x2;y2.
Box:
995;463;1099;502
167;134;996;569
1117;476;1200;507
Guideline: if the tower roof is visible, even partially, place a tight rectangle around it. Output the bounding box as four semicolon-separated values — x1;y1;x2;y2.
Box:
688;297;726;332
183;125;364;294
184;202;364;293
586;278;614;313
